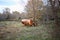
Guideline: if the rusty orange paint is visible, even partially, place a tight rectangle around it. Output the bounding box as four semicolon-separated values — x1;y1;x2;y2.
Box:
21;19;35;26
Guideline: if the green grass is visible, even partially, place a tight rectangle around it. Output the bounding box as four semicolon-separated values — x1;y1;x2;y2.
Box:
0;21;54;40
0;21;22;27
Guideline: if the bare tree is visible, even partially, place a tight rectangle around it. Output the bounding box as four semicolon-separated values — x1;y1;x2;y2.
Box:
25;0;44;25
3;8;11;19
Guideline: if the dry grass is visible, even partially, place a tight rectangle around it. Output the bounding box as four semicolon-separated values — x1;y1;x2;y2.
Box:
0;21;54;40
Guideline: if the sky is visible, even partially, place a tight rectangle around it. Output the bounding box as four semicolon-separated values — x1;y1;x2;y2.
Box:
0;0;47;13
42;0;47;5
0;0;28;13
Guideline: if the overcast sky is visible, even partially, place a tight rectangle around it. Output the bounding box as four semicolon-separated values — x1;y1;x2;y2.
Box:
0;0;28;13
0;0;47;13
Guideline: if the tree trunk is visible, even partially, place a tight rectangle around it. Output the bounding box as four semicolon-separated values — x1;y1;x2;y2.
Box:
49;0;60;40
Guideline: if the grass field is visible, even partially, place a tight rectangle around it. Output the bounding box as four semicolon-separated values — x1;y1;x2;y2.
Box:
0;21;54;40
